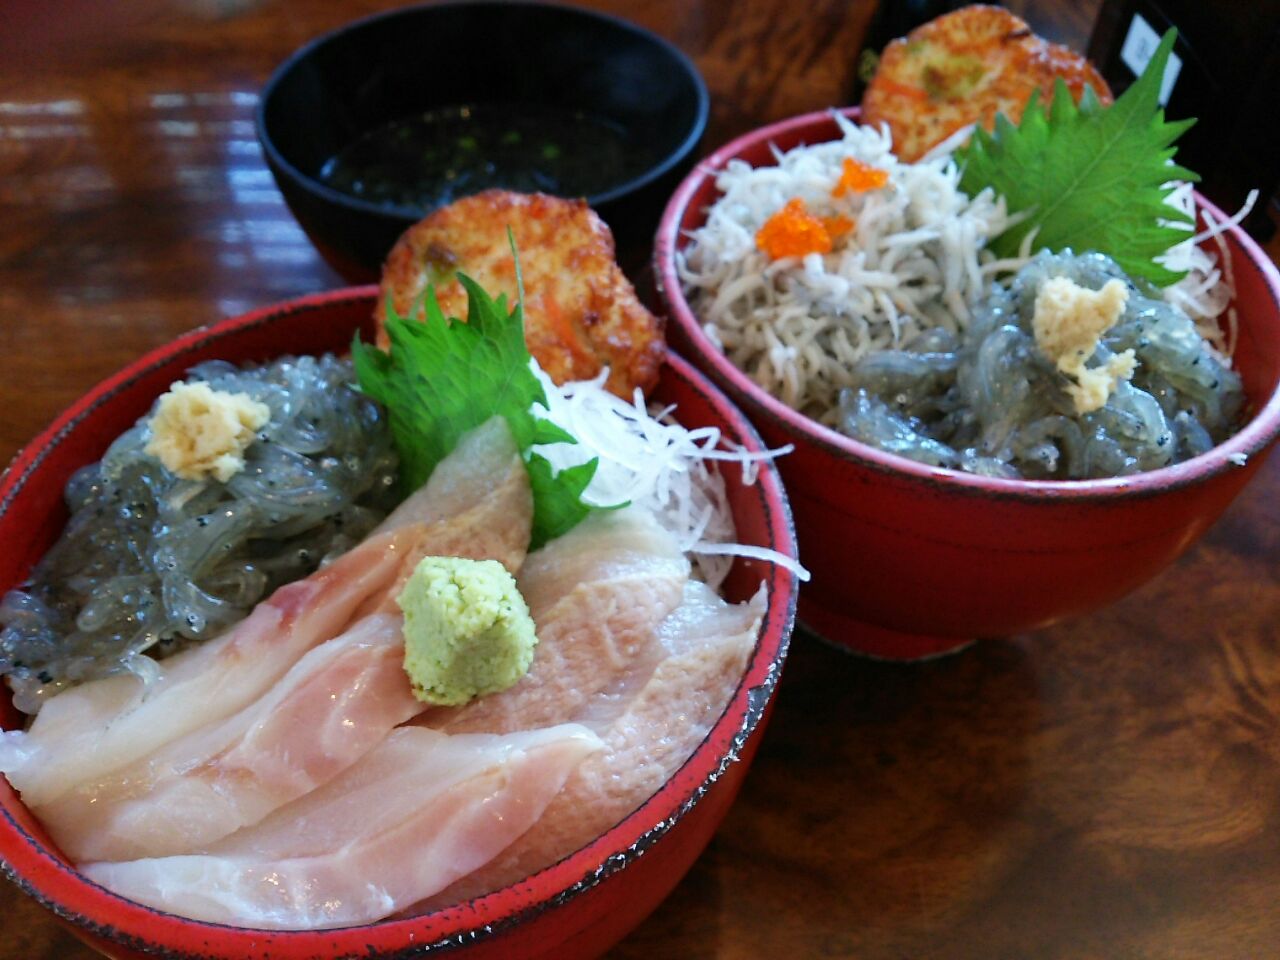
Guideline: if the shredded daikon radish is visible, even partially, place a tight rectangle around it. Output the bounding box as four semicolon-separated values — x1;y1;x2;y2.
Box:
678;113;1028;425
532;367;808;587
1159;186;1256;360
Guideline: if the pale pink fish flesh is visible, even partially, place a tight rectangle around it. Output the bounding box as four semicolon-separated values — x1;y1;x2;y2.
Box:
0;415;533;808
516;508;690;620
419;581;765;910
350;415;533;620
428;509;689;735
372;416;525;537
35;613;419;863
0;527;412;808
82;724;603;929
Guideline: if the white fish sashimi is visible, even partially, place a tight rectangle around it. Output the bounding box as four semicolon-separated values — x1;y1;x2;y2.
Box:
1;415;533;809
516;508;689;619
82;724;603;929
574;580;763;733
373;416;527;538
372;415;531;579
422;582;765;909
432;509;689;735
568;583;763;808
351;416;534;621
0;528;412;808
654;581;765;658
35;613;419;863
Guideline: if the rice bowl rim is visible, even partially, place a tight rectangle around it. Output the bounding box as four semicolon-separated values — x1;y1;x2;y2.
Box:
655;107;1280;503
0;287;800;957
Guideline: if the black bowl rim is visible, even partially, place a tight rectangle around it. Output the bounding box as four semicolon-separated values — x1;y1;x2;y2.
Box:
255;0;710;224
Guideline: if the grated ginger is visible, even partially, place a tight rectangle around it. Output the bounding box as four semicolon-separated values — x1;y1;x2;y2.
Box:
1032;277;1136;414
145;381;270;482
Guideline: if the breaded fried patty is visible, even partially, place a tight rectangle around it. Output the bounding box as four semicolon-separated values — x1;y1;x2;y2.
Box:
376;190;664;398
862;4;1112;162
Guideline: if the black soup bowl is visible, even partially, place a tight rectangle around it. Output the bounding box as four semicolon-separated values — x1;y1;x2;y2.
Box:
257;0;708;281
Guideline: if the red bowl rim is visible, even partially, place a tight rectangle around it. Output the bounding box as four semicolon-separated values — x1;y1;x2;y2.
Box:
654;106;1280;503
0;287;799;957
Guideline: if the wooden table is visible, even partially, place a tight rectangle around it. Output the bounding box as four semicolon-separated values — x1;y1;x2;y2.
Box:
2;2;1278;957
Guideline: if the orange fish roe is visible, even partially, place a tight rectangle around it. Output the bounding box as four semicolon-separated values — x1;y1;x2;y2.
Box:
822;215;855;240
756;198;836;260
831;157;889;197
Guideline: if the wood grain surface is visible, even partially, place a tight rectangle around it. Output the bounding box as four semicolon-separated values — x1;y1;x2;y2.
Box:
2;1;1278;958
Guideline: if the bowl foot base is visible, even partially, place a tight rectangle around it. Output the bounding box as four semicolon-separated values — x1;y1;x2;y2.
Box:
798;596;975;661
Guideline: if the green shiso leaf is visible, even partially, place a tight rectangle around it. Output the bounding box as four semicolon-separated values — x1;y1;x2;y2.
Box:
352;271;607;550
957;29;1197;287
526;455;598;548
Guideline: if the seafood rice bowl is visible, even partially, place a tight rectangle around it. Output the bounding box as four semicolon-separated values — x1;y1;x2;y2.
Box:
655;49;1280;657
0;287;800;958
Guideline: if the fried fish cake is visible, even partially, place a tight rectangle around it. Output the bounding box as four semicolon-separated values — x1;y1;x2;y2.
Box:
376;190;665;398
862;4;1112;162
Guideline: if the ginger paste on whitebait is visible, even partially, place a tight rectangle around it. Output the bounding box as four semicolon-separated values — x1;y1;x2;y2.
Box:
145;381;271;482
1032;277;1136;415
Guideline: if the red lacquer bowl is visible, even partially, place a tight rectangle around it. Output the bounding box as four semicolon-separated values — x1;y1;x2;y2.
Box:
0;289;799;959
655;107;1280;660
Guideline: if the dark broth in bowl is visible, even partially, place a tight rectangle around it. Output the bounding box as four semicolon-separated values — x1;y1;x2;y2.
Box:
319;103;654;210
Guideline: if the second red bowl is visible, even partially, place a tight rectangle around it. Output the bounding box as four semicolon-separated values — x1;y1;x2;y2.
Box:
654;108;1280;659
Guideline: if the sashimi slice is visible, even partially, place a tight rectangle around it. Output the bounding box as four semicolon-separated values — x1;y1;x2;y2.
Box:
431;509;689;735
516;508;688;620
573;580;762;732
351;416;533;620
655;581;766;657
36;613;419;863
82;724;602;929
420;582;765;909
0;527;413;808
373;415;526;537
0;415;531;807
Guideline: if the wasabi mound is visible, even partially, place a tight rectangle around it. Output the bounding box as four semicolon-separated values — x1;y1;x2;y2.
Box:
397;556;538;706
